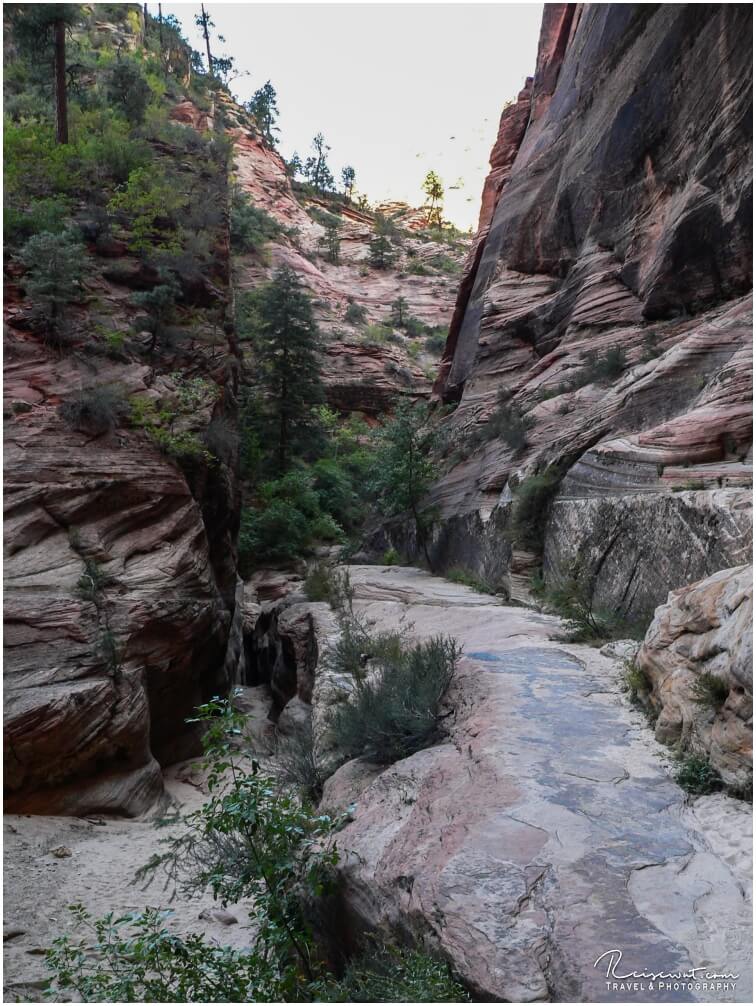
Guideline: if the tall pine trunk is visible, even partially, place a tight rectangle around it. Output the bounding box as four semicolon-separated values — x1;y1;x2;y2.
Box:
201;4;213;76
53;19;68;144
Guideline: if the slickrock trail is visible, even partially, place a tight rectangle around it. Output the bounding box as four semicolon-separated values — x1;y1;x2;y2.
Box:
326;566;753;1003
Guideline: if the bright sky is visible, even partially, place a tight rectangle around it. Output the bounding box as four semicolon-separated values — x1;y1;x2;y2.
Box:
161;2;544;228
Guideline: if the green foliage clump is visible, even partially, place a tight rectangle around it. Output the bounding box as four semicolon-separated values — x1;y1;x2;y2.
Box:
573;345;628;387
230;187;284;254
58;385;130;435
623;662;651;703
691;672;730;709
508;468;563;551
674;754;722;795
424;328;447;354
382;547;402;566
304;564;354;613
325;943;469;1002
108;166;188;254
328;634;461;764
19;230;88;343
344;300;367;324
107;58;152;125
368;401;439;568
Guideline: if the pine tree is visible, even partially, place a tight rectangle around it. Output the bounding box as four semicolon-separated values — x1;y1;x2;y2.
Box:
249;267;324;471
369;401;438;569
7;4;81;143
319;220;341;264
341;165;356;201
422;170;444;227
390;296;408;327
304;133;334;194
19;231;88;341
247;81;279;146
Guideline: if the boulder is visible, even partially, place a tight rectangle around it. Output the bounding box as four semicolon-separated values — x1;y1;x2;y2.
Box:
637;565;753;785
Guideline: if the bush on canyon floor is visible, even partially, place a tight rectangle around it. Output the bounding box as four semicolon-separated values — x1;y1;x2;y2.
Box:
273;718;328;803
304;563;354;613
674;754;723;796
322;943;470;1002
43;696;469;1003
328;634;461;764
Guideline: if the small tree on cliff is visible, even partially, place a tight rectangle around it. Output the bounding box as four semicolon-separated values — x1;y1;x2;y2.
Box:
422;170;444;227
249;266;324;471
369;401;438;569
304;133;335;194
341;165;356;201
247;81;279;146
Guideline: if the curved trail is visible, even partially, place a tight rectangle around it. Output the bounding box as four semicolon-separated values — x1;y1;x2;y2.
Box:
330;566;753;1003
3;565;751;1003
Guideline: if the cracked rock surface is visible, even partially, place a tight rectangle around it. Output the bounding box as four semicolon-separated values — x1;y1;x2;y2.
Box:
323;566;752;1002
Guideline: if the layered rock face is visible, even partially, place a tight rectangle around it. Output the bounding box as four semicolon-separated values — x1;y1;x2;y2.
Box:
3;328;240;817
426;3;752;618
638;565;753;786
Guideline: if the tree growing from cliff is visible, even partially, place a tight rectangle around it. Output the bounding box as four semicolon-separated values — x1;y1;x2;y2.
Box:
19;230;88;343
304;132;335;194
247;266;324;471
107;58;152;125
369;401;439;569
341;165;356;201
247;81;279;146
422;170;444;227
319;218;342;264
368;214;398;269
390;296;409;327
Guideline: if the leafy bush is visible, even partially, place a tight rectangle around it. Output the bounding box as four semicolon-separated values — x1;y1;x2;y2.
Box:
59;385;130;435
508;468;562;550
45;905;289;1003
691;672;730;709
76;558;110;603
328;634;460;764
407;259;431;275
382;547;401;566
573;345;628;387
4;195;70;245
239;499;311;569
674;754;722;795
361;322;393;345
108;165;187;254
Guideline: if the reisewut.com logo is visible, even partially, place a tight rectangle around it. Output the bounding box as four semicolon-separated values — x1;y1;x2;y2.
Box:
593;949;740;996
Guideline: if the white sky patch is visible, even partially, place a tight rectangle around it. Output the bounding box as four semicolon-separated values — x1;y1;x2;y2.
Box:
160;2;543;229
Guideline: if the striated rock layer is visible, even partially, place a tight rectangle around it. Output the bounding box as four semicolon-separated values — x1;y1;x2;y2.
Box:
638;565;753;786
420;3;752;618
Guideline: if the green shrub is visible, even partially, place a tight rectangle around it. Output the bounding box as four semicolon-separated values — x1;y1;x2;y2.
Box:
328;634;460;764
573;345;628;387
304;563;354;613
325;943;470;1002
623;662;650;703
76;558;110;603
18;230;89;341
407;259;431;275
508;468;562;550
108;165;188;254
362;322;392;345
273;718;326;803
344;301;367;324
58;385;130;435
424;328;447;354
107;59;152;125
674;754;722;795
230;187;284;253
239;500;311;569
382;546;401;566
691;672;730;709
4;195;71;245
427;252;461;275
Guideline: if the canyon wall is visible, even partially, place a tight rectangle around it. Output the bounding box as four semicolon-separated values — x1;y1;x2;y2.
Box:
423;2;752;619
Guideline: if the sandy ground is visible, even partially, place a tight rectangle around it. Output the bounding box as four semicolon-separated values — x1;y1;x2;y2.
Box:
2;685;274;1002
